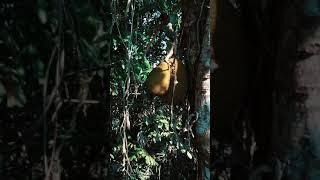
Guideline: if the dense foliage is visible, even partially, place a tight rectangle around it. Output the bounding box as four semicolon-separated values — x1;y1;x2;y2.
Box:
1;0;108;179
109;0;197;179
0;0;197;179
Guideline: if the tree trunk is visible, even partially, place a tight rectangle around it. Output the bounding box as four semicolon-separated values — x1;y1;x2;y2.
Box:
211;0;320;179
179;0;212;179
273;0;320;179
195;7;212;180
213;1;254;179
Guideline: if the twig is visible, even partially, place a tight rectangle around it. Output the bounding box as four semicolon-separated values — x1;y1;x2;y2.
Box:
63;99;100;104
42;45;57;175
197;0;207;50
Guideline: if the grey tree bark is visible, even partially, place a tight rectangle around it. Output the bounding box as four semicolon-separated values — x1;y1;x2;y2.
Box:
273;0;320;179
179;0;212;179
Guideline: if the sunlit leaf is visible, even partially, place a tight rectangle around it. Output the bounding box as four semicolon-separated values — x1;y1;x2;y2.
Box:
186;151;193;159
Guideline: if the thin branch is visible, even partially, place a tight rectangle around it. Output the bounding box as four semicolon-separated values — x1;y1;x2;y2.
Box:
63;99;100;104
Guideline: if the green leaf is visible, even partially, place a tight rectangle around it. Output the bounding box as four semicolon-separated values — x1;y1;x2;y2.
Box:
145;155;158;167
130;155;137;161
169;13;179;25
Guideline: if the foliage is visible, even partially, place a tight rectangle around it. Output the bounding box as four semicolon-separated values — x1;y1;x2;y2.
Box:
109;0;197;178
0;0;197;179
0;0;108;179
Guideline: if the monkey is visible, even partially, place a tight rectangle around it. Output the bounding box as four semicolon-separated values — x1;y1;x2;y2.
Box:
146;58;188;105
146;60;171;96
